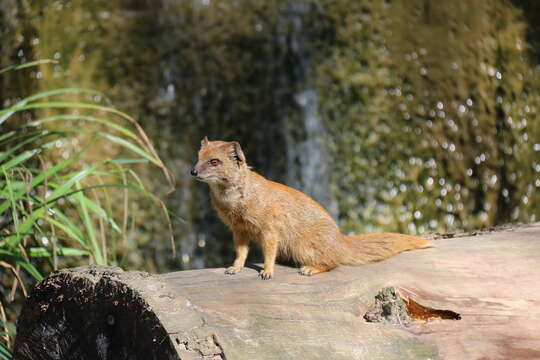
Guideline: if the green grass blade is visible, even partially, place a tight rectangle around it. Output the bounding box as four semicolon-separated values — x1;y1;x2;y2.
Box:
0;100;175;190
27;247;89;257
0;249;20;256
75;193;121;233
100;133;159;165
0;250;44;281
0;343;12;360
110;158;149;164
6;163;102;248
0;247;88;258
1;149;39;172
0;131;15;143
1;169;21;240
48;163;102;200
0;132;47;163
0;138;96;215
0;88;103;125
0;181;26;195
0;102;127;121
45;214;88;248
74;181;103;265
16;260;43;281
125;169;177;256
0;59;56;74
26;115;139;140
16;88;103;105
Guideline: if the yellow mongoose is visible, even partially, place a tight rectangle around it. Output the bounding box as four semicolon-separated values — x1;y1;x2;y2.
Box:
191;137;434;280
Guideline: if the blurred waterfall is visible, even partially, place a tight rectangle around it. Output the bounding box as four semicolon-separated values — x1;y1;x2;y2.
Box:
279;2;338;217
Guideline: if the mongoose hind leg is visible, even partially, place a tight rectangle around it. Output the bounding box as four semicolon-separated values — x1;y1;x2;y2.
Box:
299;264;335;276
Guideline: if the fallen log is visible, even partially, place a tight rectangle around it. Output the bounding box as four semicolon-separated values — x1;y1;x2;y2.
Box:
13;223;540;359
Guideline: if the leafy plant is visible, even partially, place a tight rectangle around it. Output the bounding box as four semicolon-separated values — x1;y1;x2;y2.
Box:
0;60;175;353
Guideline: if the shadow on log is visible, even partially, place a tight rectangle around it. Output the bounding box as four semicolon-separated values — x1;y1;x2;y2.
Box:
13;224;540;360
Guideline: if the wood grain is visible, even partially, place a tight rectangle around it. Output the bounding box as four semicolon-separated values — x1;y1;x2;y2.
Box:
13;223;540;359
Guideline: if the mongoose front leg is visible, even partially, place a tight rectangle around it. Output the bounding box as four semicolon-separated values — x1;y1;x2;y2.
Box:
225;231;249;275
259;231;278;280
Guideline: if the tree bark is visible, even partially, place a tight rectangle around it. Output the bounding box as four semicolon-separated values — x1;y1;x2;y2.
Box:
13;223;540;360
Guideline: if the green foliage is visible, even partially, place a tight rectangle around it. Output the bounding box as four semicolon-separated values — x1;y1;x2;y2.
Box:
316;0;540;233
0;343;12;360
0;320;14;359
0;61;173;352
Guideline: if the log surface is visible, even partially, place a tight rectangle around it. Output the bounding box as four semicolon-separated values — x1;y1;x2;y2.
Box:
13;223;540;360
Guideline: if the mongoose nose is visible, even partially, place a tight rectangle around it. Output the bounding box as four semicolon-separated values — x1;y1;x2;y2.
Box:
190;168;198;176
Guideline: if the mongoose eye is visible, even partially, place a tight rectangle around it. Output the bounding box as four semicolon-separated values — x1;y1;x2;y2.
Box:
209;158;221;166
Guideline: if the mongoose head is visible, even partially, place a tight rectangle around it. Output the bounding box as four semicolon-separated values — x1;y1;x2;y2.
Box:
191;137;247;185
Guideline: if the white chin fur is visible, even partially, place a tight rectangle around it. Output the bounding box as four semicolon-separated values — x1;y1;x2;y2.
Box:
197;176;221;183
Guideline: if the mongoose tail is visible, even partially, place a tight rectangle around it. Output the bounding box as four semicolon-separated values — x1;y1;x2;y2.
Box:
340;233;435;265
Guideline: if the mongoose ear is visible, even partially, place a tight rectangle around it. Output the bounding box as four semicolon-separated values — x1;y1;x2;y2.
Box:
230;142;246;167
200;136;209;148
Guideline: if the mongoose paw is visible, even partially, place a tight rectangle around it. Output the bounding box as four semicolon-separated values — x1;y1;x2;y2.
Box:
258;270;273;280
299;266;315;276
224;266;241;275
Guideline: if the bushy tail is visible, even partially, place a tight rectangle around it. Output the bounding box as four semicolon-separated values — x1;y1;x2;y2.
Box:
339;233;434;265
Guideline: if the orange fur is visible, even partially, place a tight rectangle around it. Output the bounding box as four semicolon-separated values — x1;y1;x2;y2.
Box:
192;138;434;280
